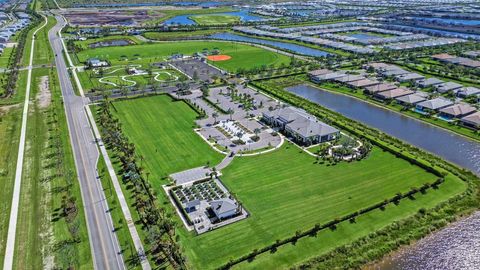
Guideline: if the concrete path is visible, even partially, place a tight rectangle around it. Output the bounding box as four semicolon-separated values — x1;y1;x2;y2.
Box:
3;15;48;270
57;15;152;270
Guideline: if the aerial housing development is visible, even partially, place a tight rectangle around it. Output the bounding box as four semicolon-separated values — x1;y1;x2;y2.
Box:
0;0;480;270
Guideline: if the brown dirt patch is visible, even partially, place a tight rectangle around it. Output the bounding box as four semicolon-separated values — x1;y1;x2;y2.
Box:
206;55;232;61
37;76;51;109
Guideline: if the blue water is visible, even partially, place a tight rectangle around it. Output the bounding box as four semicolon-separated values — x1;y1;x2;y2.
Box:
286;84;480;174
349;33;382;40
411;16;480;26
164;10;263;25
209;32;331;57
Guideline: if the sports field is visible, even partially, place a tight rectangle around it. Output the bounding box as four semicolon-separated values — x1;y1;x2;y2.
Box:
111;95;224;182
190;14;240;25
74;40;291;72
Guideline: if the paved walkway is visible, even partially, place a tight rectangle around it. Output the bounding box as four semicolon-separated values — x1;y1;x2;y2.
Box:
3;16;48;270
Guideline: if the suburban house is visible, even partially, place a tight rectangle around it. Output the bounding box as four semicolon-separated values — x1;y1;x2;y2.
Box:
457;87;480;98
346;78;379;88
460;112;480;129
416;97;454;113
416;78;444;88
395;92;429;105
374;88;414;100
395;72;425;82
382;68;409;77
438;103;477;119
312;71;347;82
210;198;239;220
432;53;455;62
308;69;332;83
262;106;339;145
364;83;396;94
434;82;463;94
334;74;364;83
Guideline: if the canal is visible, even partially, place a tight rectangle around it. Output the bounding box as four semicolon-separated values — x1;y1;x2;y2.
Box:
285;84;480;270
210;32;331;57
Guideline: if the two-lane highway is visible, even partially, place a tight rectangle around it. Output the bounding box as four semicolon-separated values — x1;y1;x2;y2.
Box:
48;16;125;270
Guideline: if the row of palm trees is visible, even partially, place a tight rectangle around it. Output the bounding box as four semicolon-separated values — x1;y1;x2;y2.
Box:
98;102;187;269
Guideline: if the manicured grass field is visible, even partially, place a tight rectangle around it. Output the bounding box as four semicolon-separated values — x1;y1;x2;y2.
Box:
0;107;21;267
78;66;185;91
179;143;441;269
111;95;224;183
190;14;240;25
74;41;291;72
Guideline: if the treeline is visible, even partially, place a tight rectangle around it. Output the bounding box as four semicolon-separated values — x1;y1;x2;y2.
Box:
2;8;41;98
97;101;187;269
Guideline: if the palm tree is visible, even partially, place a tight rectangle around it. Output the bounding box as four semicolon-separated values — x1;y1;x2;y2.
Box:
212;112;219;124
227;108;234;121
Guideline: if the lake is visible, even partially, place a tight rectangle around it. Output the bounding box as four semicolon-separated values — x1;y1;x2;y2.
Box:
209;32;331;57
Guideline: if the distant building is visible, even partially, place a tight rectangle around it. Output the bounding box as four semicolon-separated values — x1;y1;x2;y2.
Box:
85;58;108;68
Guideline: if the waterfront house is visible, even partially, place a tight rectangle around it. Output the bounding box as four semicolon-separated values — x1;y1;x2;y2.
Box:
460;112;480;129
346;78;379;88
415;97;454;113
308;69;332;83
395;92;429;106
364;83;396;94
312;71;347;82
439;103;477;119
374;88;414;100
334;74;365;83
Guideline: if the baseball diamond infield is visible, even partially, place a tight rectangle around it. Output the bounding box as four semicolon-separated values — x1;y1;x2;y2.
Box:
206;54;232;61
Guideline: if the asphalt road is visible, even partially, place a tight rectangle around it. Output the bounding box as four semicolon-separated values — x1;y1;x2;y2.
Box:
49;16;126;270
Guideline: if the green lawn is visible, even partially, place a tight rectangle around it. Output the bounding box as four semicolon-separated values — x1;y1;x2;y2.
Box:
0;106;21;267
74;41;291;72
78;66;184;91
0;47;14;69
111;95;225;182
179;143;442;269
103;94;467;269
190;14;240;25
